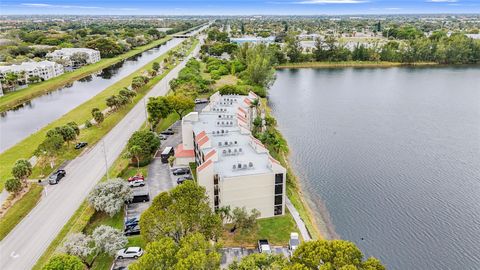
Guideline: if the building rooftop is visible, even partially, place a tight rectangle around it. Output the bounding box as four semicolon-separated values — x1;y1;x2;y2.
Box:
0;60;59;72
186;92;280;178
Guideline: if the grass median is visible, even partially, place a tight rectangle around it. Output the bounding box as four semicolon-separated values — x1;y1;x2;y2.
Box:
0;184;43;240
0;36;173;112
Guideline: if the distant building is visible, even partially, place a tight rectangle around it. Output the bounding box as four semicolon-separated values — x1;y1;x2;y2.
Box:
0;60;64;82
466;34;480;40
46;48;101;68
230;36;275;45
176;92;287;218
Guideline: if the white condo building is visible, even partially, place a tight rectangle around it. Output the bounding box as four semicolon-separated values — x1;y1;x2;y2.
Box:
46;48;101;67
175;92;287;218
0;60;64;82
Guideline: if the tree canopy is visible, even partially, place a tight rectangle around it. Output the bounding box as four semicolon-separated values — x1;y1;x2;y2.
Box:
129;233;221;270
126;130;160;164
42;254;84;270
87;178;133;216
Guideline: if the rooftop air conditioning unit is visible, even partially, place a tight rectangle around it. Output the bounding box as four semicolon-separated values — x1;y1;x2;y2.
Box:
233;164;236;169
249;162;253;167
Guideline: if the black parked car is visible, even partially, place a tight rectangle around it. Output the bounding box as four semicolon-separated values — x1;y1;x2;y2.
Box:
74;142;88;149
48;169;66;185
160;128;174;135
172;167;190;176
177;176;193;185
124;225;140;236
124;216;139;228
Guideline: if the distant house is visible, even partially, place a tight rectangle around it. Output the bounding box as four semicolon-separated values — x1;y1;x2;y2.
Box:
0;60;64;82
46;48;101;68
466;34;480;40
176;92;287;219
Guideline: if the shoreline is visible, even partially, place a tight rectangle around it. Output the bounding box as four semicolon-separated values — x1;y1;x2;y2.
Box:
263;99;327;240
275;61;439;69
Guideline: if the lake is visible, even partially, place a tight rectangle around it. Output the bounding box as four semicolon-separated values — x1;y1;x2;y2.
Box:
269;66;480;270
0;38;184;153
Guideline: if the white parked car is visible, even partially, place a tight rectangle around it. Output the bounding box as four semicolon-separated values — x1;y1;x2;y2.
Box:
117;247;143;259
129;179;145;188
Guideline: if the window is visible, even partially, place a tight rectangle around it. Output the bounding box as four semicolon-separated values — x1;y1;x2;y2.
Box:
275;184;283;195
275;195;282;205
274;205;282;216
275;173;283;184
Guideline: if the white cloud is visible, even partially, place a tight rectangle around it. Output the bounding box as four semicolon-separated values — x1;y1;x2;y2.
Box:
20;3;139;11
21;3;101;9
426;0;458;3
295;0;368;4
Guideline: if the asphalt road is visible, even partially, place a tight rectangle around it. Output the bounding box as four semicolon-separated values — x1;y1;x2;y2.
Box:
0;32;206;270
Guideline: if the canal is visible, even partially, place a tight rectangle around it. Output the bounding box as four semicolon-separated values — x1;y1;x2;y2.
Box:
0;38;183;152
269;66;480;270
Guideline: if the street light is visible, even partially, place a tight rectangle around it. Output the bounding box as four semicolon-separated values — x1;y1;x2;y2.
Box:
102;139;109;180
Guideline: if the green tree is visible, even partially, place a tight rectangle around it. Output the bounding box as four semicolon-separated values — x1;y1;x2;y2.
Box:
230;207;260;233
152;61;160;73
92;108;104;125
12;159;32;185
167;94;195;119
42;254;84;270
5;178;22;195
228;253;291;270
86;38;123;58
285;34;302;63
66;122;80;136
126;130;160;164
291;239;385;270
129;233;221;270
58;125;77;145
140;181;222;243
147;96;172;130
240;44;275;87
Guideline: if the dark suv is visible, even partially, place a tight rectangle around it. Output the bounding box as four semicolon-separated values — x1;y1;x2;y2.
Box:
172;167;190;176
48;169;66;185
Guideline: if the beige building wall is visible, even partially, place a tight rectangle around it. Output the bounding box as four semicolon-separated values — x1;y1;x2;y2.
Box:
220;173;277;218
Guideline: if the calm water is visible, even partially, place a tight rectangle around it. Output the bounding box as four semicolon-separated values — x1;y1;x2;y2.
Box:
0;38;183;153
269;67;480;270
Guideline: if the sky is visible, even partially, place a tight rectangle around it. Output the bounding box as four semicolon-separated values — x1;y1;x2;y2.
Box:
1;0;479;15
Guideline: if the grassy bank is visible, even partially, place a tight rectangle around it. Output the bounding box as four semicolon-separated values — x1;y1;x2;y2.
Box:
0;39;197;190
0;184;43;240
0;36;173;112
275;61;437;69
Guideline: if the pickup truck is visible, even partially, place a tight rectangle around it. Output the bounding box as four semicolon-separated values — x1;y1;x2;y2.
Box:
258;239;271;254
288;232;300;255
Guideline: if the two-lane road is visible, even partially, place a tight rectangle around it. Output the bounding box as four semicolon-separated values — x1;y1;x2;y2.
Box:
0;32;205;270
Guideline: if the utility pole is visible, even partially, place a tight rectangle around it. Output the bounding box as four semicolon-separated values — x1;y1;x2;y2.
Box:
102;139;109;180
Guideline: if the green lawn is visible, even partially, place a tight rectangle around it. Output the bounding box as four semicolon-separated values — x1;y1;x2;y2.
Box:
221;212;299;247
0;36;173;112
0;39;198;190
0;184;43;240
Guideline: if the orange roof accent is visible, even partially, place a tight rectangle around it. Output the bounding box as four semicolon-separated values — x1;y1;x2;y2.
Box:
237;116;247;124
198;135;210;147
198;159;212;172
250;91;259;98
244;98;252;105
269;156;281;165
237;112;247;120
175;144;194;158
195;131;206;141
204;149;216;161
238;107;247;115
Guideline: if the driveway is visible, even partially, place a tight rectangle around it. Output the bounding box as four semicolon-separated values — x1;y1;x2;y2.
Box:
0;33;207;270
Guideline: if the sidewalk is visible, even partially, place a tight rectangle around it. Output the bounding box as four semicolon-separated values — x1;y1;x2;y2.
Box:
286;197;311;241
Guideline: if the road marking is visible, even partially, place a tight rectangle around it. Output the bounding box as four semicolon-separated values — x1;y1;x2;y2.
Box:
10;251;20;259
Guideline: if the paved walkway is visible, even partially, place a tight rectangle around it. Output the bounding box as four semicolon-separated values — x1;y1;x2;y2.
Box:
286;197;311;241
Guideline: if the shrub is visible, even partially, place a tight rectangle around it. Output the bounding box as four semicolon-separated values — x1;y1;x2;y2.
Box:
5;178;22;194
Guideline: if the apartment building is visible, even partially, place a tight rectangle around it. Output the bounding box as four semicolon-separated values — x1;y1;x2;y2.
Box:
175;92;287;218
46;48;101;67
0;60;64;82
